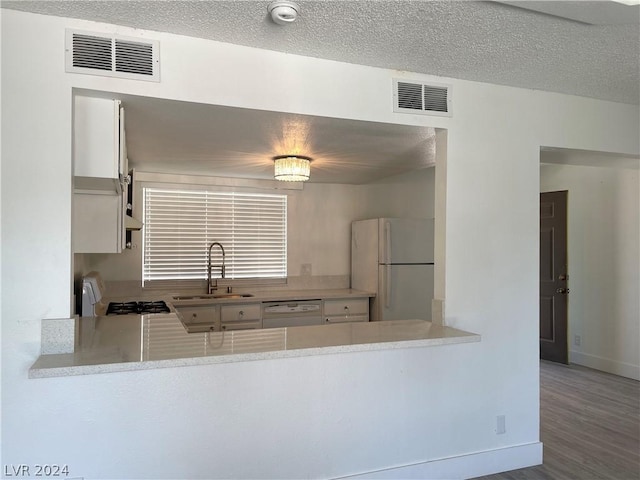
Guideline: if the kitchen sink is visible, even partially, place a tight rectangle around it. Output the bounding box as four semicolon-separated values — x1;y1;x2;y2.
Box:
213;294;254;299
172;294;254;300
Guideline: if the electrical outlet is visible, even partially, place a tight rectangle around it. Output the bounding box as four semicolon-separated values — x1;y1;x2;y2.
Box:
574;335;582;346
301;263;312;276
496;415;506;435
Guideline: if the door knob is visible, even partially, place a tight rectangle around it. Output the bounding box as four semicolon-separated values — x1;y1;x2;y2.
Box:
556;288;570;294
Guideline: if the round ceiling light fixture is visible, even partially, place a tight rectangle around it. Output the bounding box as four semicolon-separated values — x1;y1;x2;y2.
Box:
273;155;312;182
268;1;300;25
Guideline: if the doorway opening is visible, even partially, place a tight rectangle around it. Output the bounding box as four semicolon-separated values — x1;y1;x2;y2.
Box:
539;147;640;379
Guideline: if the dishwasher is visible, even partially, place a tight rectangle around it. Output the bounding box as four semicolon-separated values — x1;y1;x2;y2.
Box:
262;300;323;328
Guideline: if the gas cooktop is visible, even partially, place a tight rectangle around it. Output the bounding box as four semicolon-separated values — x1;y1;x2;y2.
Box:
106;301;170;315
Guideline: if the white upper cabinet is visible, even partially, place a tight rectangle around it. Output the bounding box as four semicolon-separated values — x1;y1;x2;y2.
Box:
72;95;128;253
73;191;125;253
73;95;127;192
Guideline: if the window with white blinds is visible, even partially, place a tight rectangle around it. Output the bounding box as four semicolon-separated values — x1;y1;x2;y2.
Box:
143;188;287;285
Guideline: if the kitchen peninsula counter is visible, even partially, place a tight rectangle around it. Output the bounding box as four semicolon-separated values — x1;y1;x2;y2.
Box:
29;312;480;378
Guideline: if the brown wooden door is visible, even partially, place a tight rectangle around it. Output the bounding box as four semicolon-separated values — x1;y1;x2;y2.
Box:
540;191;569;364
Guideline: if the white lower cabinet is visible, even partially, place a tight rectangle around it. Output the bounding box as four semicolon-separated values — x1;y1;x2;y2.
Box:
176;297;371;333
323;298;369;324
221;303;261;330
175;304;219;332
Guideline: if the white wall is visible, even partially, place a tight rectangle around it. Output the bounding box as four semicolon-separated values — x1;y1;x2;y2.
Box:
288;168;437;276
540;162;640;380
2;10;639;479
288;183;365;277
363;167;436;219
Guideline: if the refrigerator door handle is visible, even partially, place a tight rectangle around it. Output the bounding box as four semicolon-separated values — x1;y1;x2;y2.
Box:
384;221;392;308
385;221;391;264
385;264;391;308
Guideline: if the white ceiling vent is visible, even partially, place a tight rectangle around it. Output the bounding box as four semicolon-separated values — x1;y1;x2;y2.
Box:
393;79;451;117
65;29;160;82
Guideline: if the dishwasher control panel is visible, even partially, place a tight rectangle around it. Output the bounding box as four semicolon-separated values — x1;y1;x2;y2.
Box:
263;301;321;314
262;300;323;328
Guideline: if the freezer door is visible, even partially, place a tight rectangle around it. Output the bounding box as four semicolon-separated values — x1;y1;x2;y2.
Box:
378;218;434;264
376;264;434;321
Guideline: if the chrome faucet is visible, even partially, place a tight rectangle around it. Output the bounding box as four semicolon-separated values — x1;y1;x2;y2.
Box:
207;242;226;294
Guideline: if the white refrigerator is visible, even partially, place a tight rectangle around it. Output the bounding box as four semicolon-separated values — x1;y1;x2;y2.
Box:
351;218;434;321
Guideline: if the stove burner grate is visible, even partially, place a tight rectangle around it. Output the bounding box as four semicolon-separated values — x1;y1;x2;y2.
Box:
106;300;170;315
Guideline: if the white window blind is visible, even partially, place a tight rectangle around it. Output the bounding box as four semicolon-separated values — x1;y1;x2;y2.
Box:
143;188;287;285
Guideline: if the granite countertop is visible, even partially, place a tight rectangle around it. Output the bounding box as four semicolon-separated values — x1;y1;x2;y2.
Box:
29;312;480;378
92;288;375;316
30;288;480;378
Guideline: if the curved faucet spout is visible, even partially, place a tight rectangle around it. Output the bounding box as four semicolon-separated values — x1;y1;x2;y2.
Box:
207;242;226;294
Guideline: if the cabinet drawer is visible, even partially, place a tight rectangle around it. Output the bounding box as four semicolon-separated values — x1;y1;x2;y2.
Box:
325;314;369;324
323;298;369;316
221;303;261;322
221;320;262;331
177;305;218;324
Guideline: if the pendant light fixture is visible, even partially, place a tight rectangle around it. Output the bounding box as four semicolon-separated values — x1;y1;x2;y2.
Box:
273;155;312;182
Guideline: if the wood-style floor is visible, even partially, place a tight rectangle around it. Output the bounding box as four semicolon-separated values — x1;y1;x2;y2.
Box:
475;361;640;480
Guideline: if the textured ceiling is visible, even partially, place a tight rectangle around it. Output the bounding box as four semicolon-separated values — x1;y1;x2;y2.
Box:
4;1;639;183
114;93;437;184
3;0;640;105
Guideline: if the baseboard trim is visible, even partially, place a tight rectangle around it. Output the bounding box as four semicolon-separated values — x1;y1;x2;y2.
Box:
336;442;543;480
570;351;640;381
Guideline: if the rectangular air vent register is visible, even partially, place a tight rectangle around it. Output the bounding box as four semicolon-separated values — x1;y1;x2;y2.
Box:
65;29;159;82
393;79;451;117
